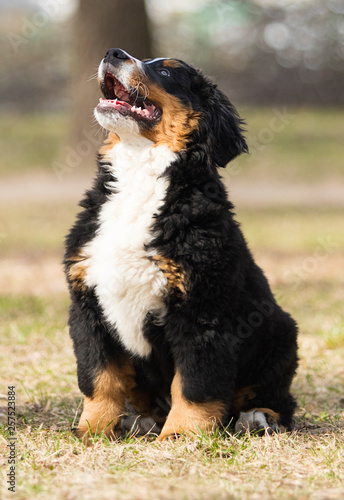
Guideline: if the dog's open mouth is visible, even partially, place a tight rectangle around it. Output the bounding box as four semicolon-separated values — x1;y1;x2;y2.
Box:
98;72;161;123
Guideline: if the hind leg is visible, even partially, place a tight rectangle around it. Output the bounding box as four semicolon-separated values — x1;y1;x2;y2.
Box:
234;311;298;434
235;408;284;434
233;381;297;435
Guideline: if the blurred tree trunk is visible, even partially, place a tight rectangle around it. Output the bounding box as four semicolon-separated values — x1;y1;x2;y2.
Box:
70;0;152;160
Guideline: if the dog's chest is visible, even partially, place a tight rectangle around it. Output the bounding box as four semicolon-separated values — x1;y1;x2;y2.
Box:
85;142;175;358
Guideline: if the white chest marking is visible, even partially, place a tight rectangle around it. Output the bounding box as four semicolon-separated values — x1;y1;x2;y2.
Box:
85;137;176;358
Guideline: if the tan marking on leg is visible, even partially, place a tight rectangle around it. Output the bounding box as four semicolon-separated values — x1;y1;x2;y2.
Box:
158;371;226;441
152;255;187;295
99;132;120;158
76;360;136;440
66;251;89;292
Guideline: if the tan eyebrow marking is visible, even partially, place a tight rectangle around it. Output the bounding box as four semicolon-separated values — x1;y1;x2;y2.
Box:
163;60;183;68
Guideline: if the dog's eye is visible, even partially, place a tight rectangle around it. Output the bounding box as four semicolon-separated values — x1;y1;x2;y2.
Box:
158;68;170;77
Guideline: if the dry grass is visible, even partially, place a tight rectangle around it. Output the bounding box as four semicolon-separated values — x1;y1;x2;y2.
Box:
2;430;344;500
1;196;343;500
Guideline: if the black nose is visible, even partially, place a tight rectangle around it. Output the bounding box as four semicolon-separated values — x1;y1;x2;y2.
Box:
103;48;129;63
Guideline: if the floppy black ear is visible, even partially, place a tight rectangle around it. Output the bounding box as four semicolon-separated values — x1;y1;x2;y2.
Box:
208;87;248;167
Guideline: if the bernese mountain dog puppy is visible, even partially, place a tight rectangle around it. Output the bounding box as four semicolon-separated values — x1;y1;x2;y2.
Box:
64;48;298;441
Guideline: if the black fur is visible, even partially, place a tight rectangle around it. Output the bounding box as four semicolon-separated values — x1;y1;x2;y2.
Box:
64;55;298;433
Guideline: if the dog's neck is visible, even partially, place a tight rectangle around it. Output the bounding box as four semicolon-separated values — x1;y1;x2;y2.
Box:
115;130;153;151
102;131;177;179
